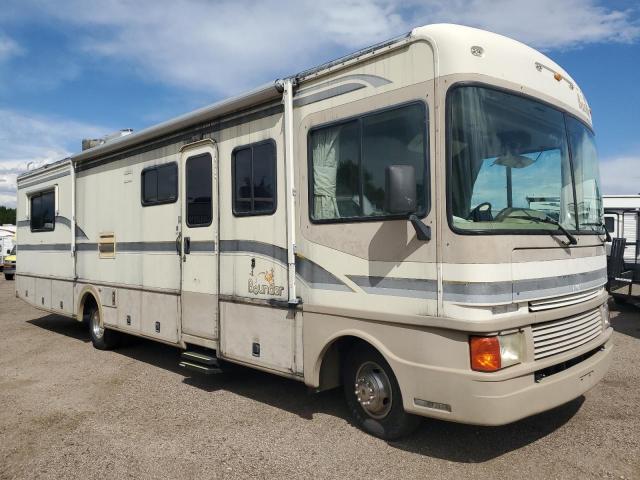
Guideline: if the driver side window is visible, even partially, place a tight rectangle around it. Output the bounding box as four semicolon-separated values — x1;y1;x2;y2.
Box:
309;102;428;223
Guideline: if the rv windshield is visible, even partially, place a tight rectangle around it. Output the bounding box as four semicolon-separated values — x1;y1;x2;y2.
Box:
448;86;603;234
567;116;604;232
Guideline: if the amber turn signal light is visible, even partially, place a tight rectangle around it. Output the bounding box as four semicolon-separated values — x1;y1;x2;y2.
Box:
470;336;501;372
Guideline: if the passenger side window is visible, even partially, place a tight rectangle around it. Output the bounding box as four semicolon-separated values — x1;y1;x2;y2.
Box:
232;140;277;216
309;102;428;222
141;162;178;206
30;190;55;232
186;153;213;227
604;216;615;234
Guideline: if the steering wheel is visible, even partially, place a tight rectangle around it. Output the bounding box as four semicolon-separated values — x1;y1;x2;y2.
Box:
467;202;493;222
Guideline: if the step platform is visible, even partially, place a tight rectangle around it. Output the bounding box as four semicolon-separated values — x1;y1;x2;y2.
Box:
179;350;223;375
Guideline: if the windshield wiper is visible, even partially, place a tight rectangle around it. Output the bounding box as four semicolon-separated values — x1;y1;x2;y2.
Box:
582;221;611;242
507;214;578;245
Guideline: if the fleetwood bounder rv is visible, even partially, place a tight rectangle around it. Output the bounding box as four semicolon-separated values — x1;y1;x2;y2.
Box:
16;24;612;439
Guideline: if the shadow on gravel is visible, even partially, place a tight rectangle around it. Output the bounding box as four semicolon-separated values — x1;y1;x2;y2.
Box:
116;336;349;422
609;299;640;340
27;314;91;343
388;396;584;462
27;312;585;463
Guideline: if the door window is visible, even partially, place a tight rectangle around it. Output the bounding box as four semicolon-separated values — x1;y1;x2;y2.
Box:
186;153;212;227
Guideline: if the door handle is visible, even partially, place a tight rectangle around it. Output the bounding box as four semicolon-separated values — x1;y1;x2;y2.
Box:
176;233;182;255
184;237;191;255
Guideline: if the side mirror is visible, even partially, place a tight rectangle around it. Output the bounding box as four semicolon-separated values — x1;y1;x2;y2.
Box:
6;249;10;254
385;165;431;241
385;165;417;214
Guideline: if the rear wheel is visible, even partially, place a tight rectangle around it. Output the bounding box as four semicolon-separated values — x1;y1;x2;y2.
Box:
87;303;119;350
4;274;14;280
342;343;421;440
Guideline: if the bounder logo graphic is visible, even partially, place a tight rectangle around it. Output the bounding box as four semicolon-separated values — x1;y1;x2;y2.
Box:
248;268;285;296
577;91;591;117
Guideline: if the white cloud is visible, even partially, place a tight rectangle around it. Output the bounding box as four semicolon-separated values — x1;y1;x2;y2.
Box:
600;156;640;195
7;0;637;95
0;32;23;61
67;0;408;95
415;0;640;50
0;109;109;207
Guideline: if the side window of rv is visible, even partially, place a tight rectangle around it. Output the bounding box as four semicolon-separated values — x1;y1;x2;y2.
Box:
186;153;213;227
232;140;277;216
604;216;615;234
309;102;428;222
141;162;178;206
30;190;55;232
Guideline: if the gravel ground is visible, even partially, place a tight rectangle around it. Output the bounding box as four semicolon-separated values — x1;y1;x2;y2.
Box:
1;277;639;480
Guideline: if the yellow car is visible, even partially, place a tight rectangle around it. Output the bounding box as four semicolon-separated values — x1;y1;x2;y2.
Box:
4;245;15;280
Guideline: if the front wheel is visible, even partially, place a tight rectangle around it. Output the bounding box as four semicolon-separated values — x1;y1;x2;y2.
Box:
342;344;421;440
4;274;14;280
88;305;119;350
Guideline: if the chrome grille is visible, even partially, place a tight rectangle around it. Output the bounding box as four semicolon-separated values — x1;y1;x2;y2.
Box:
528;287;603;312
532;308;603;360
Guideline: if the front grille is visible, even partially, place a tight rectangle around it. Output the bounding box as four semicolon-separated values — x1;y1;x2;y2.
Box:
534;346;602;382
528;287;602;312
532;308;603;360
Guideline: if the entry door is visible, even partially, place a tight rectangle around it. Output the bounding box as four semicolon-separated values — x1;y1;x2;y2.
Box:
180;142;219;340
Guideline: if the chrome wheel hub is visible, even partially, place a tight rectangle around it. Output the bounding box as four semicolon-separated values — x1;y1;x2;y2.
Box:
91;311;104;339
354;361;392;419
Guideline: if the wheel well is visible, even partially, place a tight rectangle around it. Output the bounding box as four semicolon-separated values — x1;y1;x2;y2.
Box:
80;292;98;321
318;336;376;392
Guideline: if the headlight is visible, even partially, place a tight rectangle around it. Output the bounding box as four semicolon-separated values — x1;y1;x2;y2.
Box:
601;302;610;329
469;331;524;372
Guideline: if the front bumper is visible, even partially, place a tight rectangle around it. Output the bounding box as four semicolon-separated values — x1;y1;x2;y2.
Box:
401;330;613;425
3;266;15;275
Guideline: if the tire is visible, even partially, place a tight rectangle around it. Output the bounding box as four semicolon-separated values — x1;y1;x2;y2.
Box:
4;274;14;280
87;303;119;350
342;343;421;440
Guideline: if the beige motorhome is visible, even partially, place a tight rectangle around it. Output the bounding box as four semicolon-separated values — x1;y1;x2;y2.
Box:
15;24;612;439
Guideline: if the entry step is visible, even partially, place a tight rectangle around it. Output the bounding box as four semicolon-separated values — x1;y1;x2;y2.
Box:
179;350;223;375
181;350;220;365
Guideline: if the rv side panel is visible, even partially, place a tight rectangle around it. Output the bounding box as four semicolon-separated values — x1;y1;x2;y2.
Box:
16;164;75;317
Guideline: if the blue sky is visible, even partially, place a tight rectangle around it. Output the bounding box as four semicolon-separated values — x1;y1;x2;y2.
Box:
0;0;639;207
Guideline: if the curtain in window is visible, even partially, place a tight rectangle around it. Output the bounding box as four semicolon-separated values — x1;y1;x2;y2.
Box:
312;126;341;220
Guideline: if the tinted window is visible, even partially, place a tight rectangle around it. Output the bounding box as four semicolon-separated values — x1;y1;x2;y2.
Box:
30;190;55;231
186;154;212;227
309;103;427;222
604;216;615;233
234;147;253;214
232;141;277;216
142;162;177;205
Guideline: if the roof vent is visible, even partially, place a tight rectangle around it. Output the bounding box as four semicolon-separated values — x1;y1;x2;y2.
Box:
82;129;133;151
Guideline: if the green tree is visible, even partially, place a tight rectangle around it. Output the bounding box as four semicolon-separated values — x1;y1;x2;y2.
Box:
0;206;16;225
